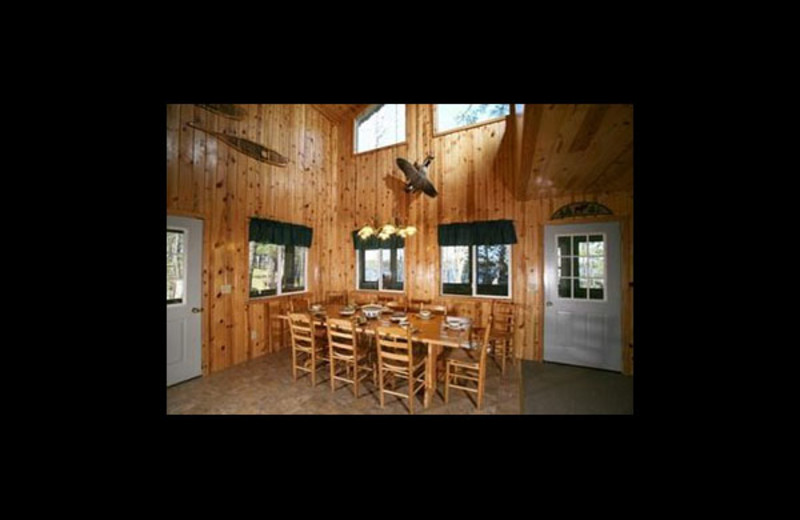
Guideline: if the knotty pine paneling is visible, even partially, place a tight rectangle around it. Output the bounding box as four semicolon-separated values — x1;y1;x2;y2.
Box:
167;104;336;374
167;104;634;376
327;105;634;374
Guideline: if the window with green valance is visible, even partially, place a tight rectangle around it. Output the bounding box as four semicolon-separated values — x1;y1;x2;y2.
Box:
438;219;517;246
438;220;516;298
351;231;405;250
351;230;405;292
249;218;313;248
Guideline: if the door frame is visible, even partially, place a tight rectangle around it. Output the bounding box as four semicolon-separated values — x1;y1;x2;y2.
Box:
168;210;210;376
538;215;631;374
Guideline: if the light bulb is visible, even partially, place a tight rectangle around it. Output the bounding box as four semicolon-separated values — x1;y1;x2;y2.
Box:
358;226;374;239
381;224;396;235
405;226;417;236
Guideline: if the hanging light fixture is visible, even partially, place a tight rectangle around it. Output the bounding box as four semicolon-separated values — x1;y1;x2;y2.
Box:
356;104;418;241
358;216;416;241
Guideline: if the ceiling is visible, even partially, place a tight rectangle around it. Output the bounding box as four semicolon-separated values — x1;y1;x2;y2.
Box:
311;104;370;123
308;103;633;198
518;104;633;199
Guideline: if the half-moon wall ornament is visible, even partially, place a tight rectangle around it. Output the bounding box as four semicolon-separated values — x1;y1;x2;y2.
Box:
194;104;248;121
550;201;613;220
186;122;289;167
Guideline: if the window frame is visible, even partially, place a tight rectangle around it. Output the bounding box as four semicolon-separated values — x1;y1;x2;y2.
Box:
355;245;406;293
432;104;511;137
167;227;188;307
248;242;310;300
440;244;512;299
555;232;608;303
353;104;407;155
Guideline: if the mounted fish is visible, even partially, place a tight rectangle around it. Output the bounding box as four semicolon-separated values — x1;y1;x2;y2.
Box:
396;155;437;197
194;104;248;121
186;122;289;167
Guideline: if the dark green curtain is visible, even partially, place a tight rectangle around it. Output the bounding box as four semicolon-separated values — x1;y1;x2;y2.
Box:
352;230;405;250
438;219;517;246
249;218;313;247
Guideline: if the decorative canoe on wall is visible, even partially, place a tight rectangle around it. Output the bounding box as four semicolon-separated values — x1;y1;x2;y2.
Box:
194;104;248;121
186;122;289;167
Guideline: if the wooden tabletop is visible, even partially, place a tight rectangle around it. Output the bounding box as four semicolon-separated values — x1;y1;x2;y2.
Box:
288;304;472;349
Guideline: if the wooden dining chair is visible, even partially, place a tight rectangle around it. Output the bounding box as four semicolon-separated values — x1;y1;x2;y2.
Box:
427;300;448;316
407;298;431;313
326;291;347;305
375;325;427;414
327;317;375;398
445;315;492;410
289;297;311;312
385;295;408;312
489;300;516;375
288;312;328;387
351;292;375;306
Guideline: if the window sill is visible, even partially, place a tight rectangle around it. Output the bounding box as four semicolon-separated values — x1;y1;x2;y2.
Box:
248;291;310;303
352;141;407;157
432;115;508;138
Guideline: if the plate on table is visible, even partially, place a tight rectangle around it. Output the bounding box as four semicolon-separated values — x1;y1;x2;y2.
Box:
339;309;355;316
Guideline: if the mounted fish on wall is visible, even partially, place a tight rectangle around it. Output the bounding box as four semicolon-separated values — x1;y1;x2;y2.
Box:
194;104;248;121
396;155;437;197
186;121;289;167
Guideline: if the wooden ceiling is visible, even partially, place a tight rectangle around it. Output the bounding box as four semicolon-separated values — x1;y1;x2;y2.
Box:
309;103;633;199
311;104;370;123
516;104;633;199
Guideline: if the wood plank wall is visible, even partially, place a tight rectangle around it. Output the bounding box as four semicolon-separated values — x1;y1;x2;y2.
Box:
330;105;634;374
167;104;634;376
167;104;338;374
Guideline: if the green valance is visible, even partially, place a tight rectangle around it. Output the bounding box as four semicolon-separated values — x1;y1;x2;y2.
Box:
249;218;313;247
352;230;405;250
438;219;517;246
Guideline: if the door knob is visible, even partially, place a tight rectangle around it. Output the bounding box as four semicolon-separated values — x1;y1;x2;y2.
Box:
546;301;553;307
192;307;204;313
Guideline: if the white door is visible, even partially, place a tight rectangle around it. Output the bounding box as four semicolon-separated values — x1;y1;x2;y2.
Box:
543;222;622;372
167;216;203;386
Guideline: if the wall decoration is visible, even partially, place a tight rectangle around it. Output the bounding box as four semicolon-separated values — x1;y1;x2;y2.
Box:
194;104;248;121
186;122;289;167
396;155;437;197
550;201;613;220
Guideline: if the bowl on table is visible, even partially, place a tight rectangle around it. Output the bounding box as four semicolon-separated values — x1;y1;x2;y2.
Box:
361;304;384;319
445;316;471;330
419;309;432;319
310;304;323;312
389;312;407;322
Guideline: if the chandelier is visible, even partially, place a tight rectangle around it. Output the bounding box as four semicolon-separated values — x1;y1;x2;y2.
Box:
358;216;417;240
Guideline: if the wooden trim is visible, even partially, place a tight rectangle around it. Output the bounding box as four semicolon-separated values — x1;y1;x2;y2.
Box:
352;140;408;157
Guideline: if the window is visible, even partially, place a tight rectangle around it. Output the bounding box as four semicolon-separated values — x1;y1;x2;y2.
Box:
357;246;404;291
249;242;308;298
167;229;185;304
355;104;406;153
434;104;510;134
556;234;605;301
441;244;511;298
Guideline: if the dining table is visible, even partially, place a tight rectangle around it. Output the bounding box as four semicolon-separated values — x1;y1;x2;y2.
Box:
281;303;474;408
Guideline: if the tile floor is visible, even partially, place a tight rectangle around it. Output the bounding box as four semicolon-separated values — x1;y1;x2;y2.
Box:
167;348;521;415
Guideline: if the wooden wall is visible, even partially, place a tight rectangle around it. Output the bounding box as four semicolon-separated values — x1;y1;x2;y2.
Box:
167;104;634;376
166;104;338;374
329;105;634;374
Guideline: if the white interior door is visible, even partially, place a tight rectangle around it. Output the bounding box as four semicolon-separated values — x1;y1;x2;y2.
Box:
167;216;203;386
544;221;622;372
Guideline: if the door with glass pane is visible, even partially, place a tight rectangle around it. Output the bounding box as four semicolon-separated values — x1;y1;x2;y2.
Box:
167;216;203;386
543;222;622;371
